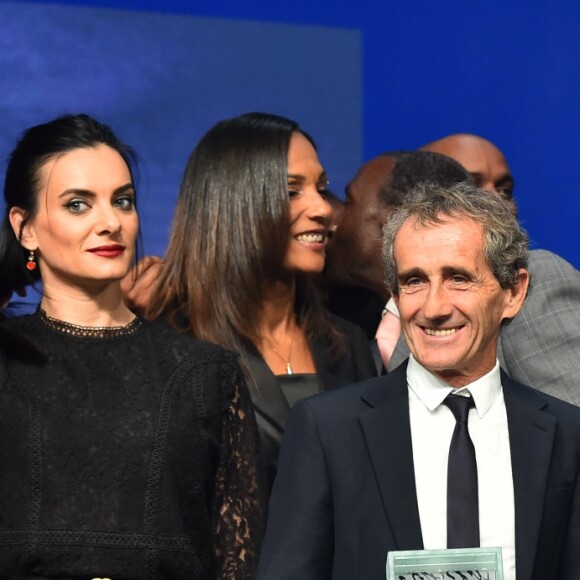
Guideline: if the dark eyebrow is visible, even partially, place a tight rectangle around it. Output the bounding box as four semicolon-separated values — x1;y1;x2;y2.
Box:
397;266;474;281
441;266;473;279
287;170;328;183
112;183;135;195
468;171;484;183
497;176;514;186
58;183;134;199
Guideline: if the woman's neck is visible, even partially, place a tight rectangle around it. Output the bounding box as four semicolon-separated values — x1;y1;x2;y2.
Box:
257;277;317;375
40;279;135;327
259;279;297;336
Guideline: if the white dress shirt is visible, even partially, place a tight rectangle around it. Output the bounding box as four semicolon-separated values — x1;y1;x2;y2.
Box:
407;354;516;580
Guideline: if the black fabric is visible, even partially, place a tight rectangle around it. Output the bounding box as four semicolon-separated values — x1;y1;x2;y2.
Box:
278;373;319;408
163;307;376;497
0;312;263;580
244;313;377;496
443;394;479;548
326;284;384;341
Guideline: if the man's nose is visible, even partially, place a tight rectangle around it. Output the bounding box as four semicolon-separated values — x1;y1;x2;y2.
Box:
422;283;453;321
480;180;495;193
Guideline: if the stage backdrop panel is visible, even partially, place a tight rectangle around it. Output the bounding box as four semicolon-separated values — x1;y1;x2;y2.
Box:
0;1;361;256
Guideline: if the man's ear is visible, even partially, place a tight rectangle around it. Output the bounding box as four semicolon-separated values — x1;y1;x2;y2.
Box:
8;207;37;250
502;268;530;320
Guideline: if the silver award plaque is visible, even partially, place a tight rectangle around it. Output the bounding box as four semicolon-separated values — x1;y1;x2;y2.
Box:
386;547;503;580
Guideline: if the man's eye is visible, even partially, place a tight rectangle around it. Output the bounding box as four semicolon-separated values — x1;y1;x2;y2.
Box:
288;190;300;198
406;278;422;286
451;275;468;284
64;199;89;213
400;278;424;293
497;187;513;200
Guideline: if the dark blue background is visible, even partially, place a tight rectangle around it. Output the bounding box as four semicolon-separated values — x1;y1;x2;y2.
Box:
1;1;361;256
2;0;578;267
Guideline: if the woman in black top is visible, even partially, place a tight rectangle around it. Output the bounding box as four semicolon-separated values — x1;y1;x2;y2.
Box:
0;114;262;579
146;113;377;493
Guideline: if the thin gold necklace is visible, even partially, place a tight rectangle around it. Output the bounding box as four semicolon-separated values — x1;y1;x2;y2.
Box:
267;323;297;375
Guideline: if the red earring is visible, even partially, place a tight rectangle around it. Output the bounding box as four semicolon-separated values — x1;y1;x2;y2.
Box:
26;250;37;271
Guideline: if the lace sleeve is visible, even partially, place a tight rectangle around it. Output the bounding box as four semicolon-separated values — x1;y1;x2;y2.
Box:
213;359;265;579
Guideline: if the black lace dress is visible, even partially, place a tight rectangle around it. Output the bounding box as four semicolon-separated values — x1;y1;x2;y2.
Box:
0;311;263;580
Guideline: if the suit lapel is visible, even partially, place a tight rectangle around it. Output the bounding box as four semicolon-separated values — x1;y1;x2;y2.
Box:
388;335;410;372
503;373;555;580
358;363;424;550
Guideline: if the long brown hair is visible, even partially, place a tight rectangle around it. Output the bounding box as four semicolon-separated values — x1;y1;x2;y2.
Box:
148;112;343;367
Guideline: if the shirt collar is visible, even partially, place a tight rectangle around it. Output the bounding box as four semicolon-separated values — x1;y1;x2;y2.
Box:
407;354;502;418
384;297;399;317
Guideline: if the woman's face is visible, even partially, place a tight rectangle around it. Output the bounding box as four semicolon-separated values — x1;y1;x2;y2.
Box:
284;132;332;274
14;144;138;291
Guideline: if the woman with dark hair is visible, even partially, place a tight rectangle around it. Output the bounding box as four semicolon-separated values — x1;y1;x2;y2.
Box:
147;113;376;493
0;114;262;579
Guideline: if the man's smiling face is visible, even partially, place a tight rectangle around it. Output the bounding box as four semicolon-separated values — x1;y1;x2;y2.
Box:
393;215;523;387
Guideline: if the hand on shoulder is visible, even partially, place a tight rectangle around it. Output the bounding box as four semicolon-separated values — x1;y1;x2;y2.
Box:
120;256;164;315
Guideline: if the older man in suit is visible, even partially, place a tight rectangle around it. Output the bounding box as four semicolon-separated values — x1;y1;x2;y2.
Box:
388;246;580;405
336;141;580;405
381;133;580;405
257;182;580;580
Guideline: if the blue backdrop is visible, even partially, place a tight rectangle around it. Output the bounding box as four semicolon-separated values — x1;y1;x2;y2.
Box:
0;1;361;256
1;0;578;267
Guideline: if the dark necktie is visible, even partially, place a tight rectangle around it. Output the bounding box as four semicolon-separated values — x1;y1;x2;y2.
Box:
443;394;480;548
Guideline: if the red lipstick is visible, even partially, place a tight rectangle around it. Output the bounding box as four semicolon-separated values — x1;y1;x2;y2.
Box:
87;244;125;258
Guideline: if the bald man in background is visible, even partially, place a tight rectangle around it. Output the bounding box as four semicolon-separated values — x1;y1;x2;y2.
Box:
421;134;515;207
388;133;580;405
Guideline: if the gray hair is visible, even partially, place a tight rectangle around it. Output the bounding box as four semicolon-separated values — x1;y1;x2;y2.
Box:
382;181;529;294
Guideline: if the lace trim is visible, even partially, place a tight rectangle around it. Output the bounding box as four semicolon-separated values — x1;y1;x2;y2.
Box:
213;362;265;579
38;309;142;339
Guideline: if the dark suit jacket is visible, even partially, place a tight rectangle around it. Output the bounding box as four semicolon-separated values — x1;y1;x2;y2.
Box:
244;313;377;494
258;362;580;580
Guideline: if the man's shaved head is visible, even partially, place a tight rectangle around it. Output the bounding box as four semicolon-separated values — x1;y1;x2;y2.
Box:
420;134;515;212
